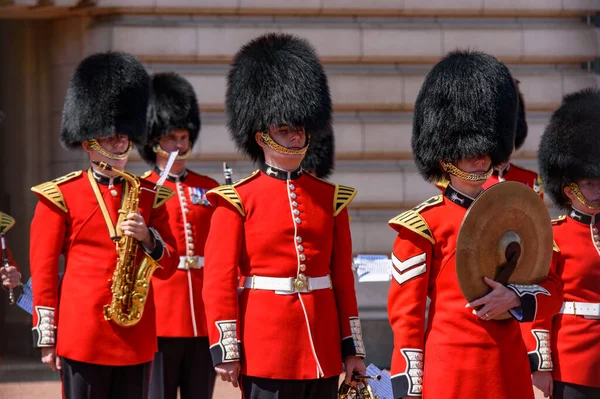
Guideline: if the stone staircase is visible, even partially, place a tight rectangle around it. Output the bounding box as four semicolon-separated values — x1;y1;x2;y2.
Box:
0;0;599;369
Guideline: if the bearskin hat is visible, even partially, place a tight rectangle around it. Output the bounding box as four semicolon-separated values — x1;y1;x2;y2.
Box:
411;49;518;182
60;52;150;149
138;72;201;164
514;82;528;151
300;124;335;178
538;88;600;209
226;32;332;163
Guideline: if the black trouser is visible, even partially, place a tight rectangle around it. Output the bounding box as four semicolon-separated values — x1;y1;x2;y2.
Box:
241;375;338;399
554;380;600;399
148;337;216;399
60;357;151;399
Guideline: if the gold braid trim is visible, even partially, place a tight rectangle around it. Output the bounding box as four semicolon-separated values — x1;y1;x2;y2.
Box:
89;140;132;160
153;144;191;160
442;162;493;182
260;132;310;156
568;183;600;210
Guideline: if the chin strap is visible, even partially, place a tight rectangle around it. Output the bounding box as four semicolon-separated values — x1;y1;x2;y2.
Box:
568;183;600;210
442;162;493;182
260;132;310;156
153;144;191;160
88;140;132;160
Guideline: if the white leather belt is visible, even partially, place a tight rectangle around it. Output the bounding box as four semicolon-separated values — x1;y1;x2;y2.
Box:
177;256;204;270
242;274;332;295
559;301;600;319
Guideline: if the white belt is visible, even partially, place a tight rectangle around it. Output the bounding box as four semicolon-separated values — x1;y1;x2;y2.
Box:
559;301;600;319
242;275;332;294
177;256;204;270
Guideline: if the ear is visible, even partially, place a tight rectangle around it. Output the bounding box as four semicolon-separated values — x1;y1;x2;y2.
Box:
563;185;574;203
255;132;266;149
82;141;93;155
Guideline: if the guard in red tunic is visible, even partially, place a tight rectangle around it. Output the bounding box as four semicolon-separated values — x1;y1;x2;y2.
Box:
138;72;219;399
387;50;563;399
482;80;543;196
202;33;366;399
521;88;600;399
29;52;178;399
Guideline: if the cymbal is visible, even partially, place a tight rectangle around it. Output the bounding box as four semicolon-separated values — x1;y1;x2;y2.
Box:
455;181;553;320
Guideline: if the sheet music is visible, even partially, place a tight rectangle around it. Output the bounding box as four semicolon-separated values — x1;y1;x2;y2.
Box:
353;254;393;282
366;363;394;399
155;150;179;187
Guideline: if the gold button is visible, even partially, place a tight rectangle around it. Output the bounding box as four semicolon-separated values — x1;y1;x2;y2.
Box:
186;223;192;228
293;209;300;216
188;250;194;256
290;193;297;199
299;264;306;271
289;184;295;190
110;189;118;197
299;254;306;261
292;201;298;207
297;245;304;252
189;244;194;250
295;218;302;224
187;237;193;243
296;236;302;243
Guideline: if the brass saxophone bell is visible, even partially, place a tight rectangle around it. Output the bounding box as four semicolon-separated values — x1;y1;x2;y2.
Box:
338;375;380;399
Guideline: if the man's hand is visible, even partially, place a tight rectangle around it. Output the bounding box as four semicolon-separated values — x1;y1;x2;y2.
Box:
465;277;520;320
532;371;553;398
41;347;61;372
120;213;153;249
215;361;241;388
1;266;21;289
343;356;367;385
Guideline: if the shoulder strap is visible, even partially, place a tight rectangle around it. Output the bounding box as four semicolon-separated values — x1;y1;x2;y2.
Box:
388;195;443;245
30;171;82;213
153;186;174;209
333;185;357;217
207;186;245;217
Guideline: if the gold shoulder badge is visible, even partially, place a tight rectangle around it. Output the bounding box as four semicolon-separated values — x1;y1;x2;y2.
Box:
232;170;260;187
551;215;566;225
388;195;443;245
553;240;560;253
207;186;245;217
140;170;152;179
333;185;357;217
153;186;174;209
30;171;82;213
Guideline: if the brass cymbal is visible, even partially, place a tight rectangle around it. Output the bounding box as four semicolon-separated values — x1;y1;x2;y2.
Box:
455;181;553;320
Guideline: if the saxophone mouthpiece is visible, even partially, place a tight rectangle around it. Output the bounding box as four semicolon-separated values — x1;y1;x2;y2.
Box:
91;160;112;171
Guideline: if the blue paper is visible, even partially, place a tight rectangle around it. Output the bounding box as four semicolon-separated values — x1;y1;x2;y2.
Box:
16;273;64;315
365;363;394;399
353;254;393;282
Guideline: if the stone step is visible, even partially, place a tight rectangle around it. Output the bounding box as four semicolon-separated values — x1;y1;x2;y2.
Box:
1;1;597;20
97;18;598;62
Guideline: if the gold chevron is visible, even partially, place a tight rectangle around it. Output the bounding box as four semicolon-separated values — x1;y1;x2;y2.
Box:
0;212;15;234
153;185;174;209
30;171;83;213
389;195;443;245
333;185;357;217
207;186;245;216
140;170;153;179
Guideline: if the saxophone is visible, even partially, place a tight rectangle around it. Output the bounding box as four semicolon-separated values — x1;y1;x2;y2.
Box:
92;161;163;327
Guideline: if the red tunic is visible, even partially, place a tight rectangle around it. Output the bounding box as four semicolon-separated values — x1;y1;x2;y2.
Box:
522;209;600;388
29;169;178;366
143;169;219;338
388;185;563;399
202;166;365;380
483;163;543;198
